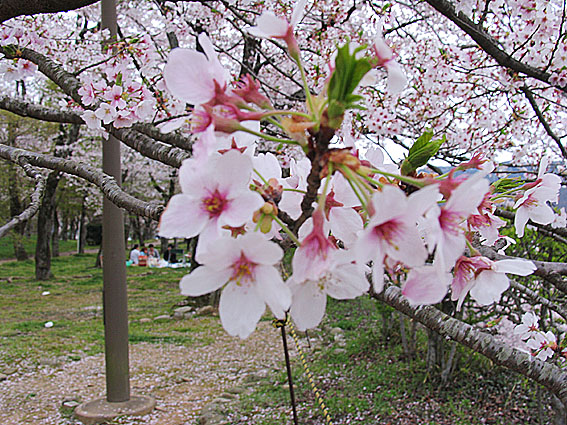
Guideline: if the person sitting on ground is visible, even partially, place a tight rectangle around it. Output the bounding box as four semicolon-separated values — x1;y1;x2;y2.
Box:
163;244;177;264
138;246;148;266
129;244;140;265
148;244;160;259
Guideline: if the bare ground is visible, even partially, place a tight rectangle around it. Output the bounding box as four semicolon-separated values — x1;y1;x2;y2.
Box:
0;321;290;425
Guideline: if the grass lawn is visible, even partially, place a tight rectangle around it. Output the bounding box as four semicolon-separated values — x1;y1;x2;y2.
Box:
0;254;554;424
229;297;552;425
0;235;80;260
0;253;213;368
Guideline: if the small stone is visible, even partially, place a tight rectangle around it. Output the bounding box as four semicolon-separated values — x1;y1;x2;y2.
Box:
243;373;262;383
39;357;63;367
196;306;215;316
153;315;171;322
184;312;194;319
0;373;7;381
62;400;79;408
139;318;152;323
334;348;347;354
219;392;237;400
226;386;245;394
330;327;344;336
3;367;16;375
174;306;193;315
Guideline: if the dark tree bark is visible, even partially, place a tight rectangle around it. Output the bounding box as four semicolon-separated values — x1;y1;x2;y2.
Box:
6;122;28;261
0;0;98;24
35;170;60;280
51;208;59;257
78;197;86;254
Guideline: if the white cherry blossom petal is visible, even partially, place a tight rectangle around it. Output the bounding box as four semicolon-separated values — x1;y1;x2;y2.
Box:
180;266;231;296
254;265;291;319
220;281;265;339
158;194;208;238
290;281;327;331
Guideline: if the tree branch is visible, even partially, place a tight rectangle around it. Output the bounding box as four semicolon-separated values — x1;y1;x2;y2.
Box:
0;143;164;220
0;95;84;124
0;161;46;238
0;0;98;23
424;0;563;91
520;86;567;158
372;286;567;407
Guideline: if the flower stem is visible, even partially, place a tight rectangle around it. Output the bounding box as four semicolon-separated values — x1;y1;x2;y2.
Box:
272;214;302;246
238;126;298;145
368;168;426;188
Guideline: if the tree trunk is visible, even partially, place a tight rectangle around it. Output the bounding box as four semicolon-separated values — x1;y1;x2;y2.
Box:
78;197;86;254
52;208;59;257
7;126;28;261
35;170;60;280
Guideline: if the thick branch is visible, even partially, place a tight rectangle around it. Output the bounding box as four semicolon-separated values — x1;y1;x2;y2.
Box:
111;127;190;168
0;143;164;220
372;286;567;406
0;162;46;238
0;0;98;23
520;86;567;158
0;95;84;124
0;47;83;104
424;0;562;91
0;95;194;153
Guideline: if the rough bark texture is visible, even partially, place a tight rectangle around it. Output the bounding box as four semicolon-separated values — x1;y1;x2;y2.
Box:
35;170;59;280
424;0;560;90
0;143;164;220
0;0;98;23
372;286;567;407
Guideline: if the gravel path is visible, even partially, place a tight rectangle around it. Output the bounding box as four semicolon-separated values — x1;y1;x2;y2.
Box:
0;321;289;425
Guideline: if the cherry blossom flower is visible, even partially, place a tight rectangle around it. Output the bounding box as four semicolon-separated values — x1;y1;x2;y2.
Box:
164;33;229;106
247;0;306;39
288;250;369;331
247;0;307;57
514;311;539;340
422;174;489;272
370;23;408;94
158;150;264;259
354;184;439;292
526;331;557;362
514;156;562;237
451;256;536;309
292;209;336;283
179;233;291;338
105;85;127;109
81;110;103;131
94;103;117;124
16;60;37;78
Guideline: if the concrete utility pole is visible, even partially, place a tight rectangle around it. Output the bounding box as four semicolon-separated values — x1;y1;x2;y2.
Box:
75;0;155;422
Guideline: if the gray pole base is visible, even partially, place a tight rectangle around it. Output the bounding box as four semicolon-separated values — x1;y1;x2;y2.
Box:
75;395;156;424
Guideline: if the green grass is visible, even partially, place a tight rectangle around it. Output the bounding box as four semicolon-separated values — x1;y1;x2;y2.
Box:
0;253;218;367
229;297;550;425
0;235;82;260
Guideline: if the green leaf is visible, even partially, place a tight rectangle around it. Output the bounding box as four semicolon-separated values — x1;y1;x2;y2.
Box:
327;42;372;127
401;130;444;175
490;178;523;194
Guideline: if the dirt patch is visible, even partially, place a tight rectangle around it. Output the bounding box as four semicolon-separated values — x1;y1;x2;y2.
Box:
0;321;289;425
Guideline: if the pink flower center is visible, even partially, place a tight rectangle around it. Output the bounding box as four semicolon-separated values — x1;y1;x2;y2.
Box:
439;209;463;235
202;190;228;218
519;193;538;209
230;253;256;284
374;219;401;245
